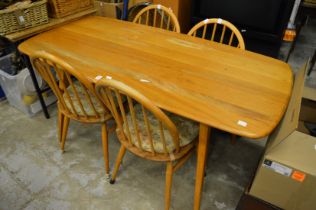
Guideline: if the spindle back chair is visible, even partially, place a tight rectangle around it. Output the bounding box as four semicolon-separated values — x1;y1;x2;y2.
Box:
188;18;245;49
133;4;181;33
96;79;198;210
31;51;112;175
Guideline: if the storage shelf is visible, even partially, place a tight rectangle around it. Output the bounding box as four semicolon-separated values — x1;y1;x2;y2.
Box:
5;8;96;42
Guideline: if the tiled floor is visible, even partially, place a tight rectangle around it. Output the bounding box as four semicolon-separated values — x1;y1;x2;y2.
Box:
0;17;315;210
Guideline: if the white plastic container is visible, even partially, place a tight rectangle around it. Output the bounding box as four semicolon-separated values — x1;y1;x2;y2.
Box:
0;54;56;117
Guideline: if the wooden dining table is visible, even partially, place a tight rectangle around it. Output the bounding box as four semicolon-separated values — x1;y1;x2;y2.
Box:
18;16;293;210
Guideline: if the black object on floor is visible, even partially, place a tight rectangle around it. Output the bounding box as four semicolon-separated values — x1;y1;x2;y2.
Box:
237;192;283;210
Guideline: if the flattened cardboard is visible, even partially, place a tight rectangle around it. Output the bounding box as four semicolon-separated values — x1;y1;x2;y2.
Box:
266;63;307;152
303;86;316;101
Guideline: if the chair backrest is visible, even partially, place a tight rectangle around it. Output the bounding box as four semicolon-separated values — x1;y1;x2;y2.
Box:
31;51;107;122
132;4;181;33
96;79;181;156
188;18;245;49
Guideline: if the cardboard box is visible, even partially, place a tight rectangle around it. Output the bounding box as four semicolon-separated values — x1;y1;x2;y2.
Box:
249;63;316;210
298;86;316;135
94;1;124;18
94;0;151;19
303;86;316;102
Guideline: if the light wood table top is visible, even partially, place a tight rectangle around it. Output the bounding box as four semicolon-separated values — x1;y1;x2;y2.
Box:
6;8;96;42
19;16;293;139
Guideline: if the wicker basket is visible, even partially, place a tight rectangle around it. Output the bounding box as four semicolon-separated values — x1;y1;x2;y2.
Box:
47;0;94;18
0;0;48;36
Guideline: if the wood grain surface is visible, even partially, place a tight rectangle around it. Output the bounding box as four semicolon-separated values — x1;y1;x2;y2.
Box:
19;16;293;139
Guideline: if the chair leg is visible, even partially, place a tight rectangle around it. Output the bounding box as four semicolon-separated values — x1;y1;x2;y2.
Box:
60;116;70;152
110;145;126;184
58;111;64;143
165;161;173;210
101;123;110;177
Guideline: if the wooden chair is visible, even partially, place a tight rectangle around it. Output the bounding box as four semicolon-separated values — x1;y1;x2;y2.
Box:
188;18;245;49
132;4;181;33
96;79;198;210
30;51;112;176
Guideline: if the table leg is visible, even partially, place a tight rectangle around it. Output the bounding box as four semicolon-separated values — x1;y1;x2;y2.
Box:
22;54;50;119
194;123;210;210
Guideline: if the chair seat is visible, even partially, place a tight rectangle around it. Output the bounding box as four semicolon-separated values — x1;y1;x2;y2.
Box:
63;81;106;116
121;104;199;153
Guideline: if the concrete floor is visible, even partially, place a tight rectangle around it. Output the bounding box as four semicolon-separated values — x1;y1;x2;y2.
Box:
0;101;265;210
0;17;315;210
279;17;316;75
